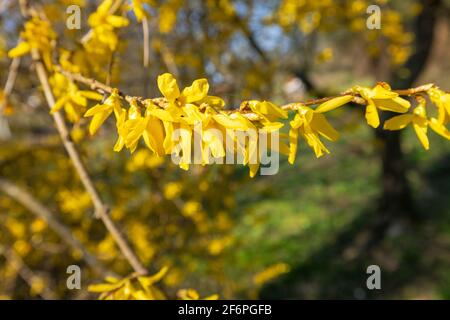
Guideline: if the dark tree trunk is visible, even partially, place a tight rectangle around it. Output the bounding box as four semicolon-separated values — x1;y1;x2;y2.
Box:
376;0;441;219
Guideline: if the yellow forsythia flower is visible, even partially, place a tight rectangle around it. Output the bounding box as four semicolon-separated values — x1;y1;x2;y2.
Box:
354;83;410;128
289;106;339;163
8;17;56;68
84;89;121;135
384;97;450;150
89;267;169;300
427;87;450;125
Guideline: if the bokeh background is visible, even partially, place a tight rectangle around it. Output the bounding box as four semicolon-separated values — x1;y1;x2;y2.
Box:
1;0;450;299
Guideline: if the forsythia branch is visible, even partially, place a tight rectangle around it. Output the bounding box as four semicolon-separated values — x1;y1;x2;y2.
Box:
31;49;148;275
55;65;435;116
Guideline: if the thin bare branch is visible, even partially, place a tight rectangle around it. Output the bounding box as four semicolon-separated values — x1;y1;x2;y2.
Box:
31;49;147;276
142;16;150;68
0;57;21;140
55;66;438;118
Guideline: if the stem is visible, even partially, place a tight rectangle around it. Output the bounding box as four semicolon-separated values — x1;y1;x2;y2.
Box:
0;57;20;139
142;16;150;68
31;49;147;275
56;65;437;115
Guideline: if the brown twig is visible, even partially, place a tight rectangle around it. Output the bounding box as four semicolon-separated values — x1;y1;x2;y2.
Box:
0;57;21;139
142;16;150;68
55;66;437;117
393;83;435;96
106;51;116;87
13;9;146;279
1;57;20;104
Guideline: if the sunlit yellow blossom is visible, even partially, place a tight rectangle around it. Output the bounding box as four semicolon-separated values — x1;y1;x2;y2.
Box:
427;87;450;125
245;100;288;131
159;0;182;33
157;73;210;105
354;83;410;128
89;267;168;300
88;0;129;29
50;73;103;122
8;17;56;69
315;95;354;113
130;0;148;22
384;97;450;150
84;89;122;135
83;0;130;55
289;106;339;163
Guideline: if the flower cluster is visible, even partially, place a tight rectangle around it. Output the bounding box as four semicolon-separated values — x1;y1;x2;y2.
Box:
81;73;450;177
84;0;130;53
88;267;168;300
88;266;218;300
49;72;104;123
8;17;56;69
85;73;294;177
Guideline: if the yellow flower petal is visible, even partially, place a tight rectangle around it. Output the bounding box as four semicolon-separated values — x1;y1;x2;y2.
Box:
372;97;410;113
181;79;209;103
249;163;260;178
88;282;123;293
311;113;339;141
79;91;104;101
162;121;176;154
429;118;450;140
89;109;112;135
8;42;31;58
303;130;329;158
288;127;299;165
157;73;180;102
202;95;225;109
125;118;147;149
106;15;129;28
315;95;353;113
413;121;429;150
84;104;110;117
371;84;398;99
289;113;303;129
50;96;69;114
383;114;413;130
137;266;169;288
249;101;288;119
365;103;380;128
213;113;249;130
143;116;166;156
